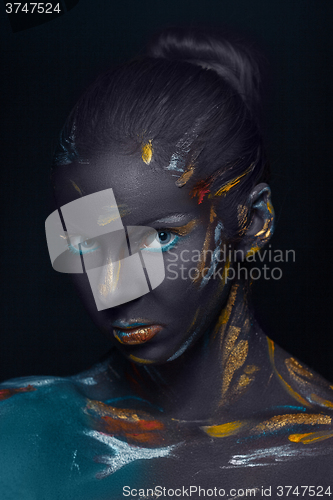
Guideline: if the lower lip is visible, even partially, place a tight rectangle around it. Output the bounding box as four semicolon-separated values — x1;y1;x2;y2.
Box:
113;325;163;345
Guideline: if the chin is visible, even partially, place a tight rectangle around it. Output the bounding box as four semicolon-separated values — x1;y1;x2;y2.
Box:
116;341;182;366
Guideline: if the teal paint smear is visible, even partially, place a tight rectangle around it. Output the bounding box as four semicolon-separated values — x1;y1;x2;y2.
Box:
0;378;179;500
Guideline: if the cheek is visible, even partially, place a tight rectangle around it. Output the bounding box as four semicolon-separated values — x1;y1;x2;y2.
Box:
70;274;100;319
163;218;229;292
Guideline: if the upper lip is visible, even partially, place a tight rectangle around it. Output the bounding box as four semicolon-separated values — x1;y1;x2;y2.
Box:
112;319;160;330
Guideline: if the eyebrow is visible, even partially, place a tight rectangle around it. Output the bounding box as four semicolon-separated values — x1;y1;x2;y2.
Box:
136;213;194;226
154;214;190;224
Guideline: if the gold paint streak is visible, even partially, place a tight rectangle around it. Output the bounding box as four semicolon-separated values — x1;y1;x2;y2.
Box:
255;413;331;434
255;219;270;237
246;245;260;258
267;338;312;407
213;164;254;197
129;354;155;364
237;204;247;223
310;393;333;409
86;400;141;421
221;339;249;398
141;140;153;164
217;288;254;406
237;204;248;236
212;283;238;341
236;374;252;389
203;420;246;438
172;219;198;236
267;200;274;214
175;165;195;187
244;364;260;376
285;358;314;380
288;430;333;444
98;214;120;226
99;257;121;297
230;363;260;399
193;207;223;285
70;180;84;196
210;205;217;223
224;326;241;360
227;374;253;402
255;220;273;240
97;205;130;226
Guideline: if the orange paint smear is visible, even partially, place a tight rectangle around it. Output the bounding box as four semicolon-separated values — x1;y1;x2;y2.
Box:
289;430;333;444
0;384;36;401
101;415;165;445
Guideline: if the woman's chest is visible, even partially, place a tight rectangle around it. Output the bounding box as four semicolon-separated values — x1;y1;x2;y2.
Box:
1;382;332;499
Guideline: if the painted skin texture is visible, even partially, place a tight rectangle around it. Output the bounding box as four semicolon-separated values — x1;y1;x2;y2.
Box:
1;152;332;498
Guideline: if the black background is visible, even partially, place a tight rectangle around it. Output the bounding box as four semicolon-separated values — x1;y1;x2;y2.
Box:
0;0;332;383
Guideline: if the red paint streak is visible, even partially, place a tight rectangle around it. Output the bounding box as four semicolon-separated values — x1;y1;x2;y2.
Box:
0;384;36;401
190;181;210;204
140;420;164;430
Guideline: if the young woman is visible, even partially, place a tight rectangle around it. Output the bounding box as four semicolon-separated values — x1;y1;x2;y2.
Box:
1;28;332;499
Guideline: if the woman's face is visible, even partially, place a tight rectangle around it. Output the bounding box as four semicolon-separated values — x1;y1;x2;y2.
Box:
53;151;232;364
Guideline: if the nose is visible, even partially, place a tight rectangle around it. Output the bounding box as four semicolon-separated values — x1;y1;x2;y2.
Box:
83;226;166;311
98;254;122;298
85;233;151;311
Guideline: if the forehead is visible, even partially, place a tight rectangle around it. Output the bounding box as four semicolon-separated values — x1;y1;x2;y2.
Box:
53;152;204;224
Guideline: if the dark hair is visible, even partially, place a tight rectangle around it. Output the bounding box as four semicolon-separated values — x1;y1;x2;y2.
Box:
53;27;269;241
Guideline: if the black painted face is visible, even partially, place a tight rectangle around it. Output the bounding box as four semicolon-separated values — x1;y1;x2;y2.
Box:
52;152;232;364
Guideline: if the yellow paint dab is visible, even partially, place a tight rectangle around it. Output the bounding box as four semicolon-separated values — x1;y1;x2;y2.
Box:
70;179;84;196
213;164;254;197
202;420;246;438
246;245;260;258
209;205;217;223
141;140;153;165
289;430;333;444
267;200;274;214
97;206;130;226
129;354;154;364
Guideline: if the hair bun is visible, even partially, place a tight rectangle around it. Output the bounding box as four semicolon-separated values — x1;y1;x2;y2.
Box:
146;27;261;116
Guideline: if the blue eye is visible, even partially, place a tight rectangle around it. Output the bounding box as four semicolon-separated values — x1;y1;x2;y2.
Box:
141;230;179;253
157;231;171;244
67;236;100;255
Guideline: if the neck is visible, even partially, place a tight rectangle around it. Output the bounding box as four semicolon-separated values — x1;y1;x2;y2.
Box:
123;279;270;420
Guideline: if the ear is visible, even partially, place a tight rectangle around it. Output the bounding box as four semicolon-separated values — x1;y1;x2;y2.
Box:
236;183;275;259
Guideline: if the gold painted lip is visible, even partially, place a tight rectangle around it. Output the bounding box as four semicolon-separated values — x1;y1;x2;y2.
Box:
113;325;163;345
